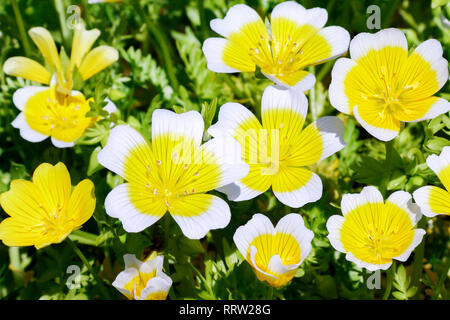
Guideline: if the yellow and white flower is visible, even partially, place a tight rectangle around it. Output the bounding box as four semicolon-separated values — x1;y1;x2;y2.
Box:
11;86;117;148
98;109;249;239
208;85;345;208
202;1;350;90
233;213;313;288
3;25;118;93
413;147;450;217
329;28;450;141
0;162;96;249
326;186;426;271
112;253;172;300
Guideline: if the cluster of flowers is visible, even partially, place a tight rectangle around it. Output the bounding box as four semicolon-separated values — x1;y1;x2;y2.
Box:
0;1;448;299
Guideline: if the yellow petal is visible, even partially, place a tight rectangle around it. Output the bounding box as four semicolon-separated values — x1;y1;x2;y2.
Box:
68;179;96;226
0;217;44;247
28;27;62;72
0;180;46;223
78;45;118;80
69;25;100;72
340;201;415;265
32;162;71;215
3;57;51;84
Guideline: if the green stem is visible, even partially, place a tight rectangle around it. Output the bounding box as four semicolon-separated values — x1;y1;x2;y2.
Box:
308;66;317;120
433;254;450;300
382;261;396;300
266;286;273;300
69;230;98;246
81;0;91;27
67;238;111;299
382;0;401;28
411;217;426;299
316;61;334;83
54;0;71;50
11;0;31;57
197;0;208;41
8;247;24;287
380;140;395;196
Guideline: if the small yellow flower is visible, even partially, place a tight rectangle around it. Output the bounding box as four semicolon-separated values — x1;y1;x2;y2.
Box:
3;25;118;93
203;1;350;90
98;109;249;239
413;147;450;217
329;28;450;141
112;253;172;300
326;186;426;271
233;213;313;288
208;85;345;208
0;162;96;249
11;86;117;148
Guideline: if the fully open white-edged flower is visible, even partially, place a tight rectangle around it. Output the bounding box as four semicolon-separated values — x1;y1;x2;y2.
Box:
98;109;249;239
208;84;345;208
329;28;449;141
202;1;350;91
112;253;172;300
413;146;450;217
326;186;426;271
233;213;313;288
11;86;117;148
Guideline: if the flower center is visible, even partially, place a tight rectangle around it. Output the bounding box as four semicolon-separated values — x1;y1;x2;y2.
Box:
42;94;91;132
24;87;94;142
248;34;304;80
362;66;418;119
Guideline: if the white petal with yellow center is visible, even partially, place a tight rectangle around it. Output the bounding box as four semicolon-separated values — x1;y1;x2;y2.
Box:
99;110;246;238
327;186;425;271
329;58;357;114
234;213;313;287
210;4;262;38
349;28;407;61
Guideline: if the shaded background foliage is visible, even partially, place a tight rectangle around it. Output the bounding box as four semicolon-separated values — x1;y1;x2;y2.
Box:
0;0;448;300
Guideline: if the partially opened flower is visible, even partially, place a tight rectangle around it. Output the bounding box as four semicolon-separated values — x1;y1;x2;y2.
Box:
326;186;426;271
0;162;95;249
98;109;249;239
112;253;172;300
11;86;117;148
208;85;345;208
233;213;313;288
3;25;118;93
202;1;350;90
413;146;450;217
329;28;450;141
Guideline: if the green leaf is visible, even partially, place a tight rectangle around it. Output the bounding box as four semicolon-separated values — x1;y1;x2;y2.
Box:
177;237;205;256
316;275;338;299
10;162;29;180
87;146;103;176
426;137;450;152
222;237;238;270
